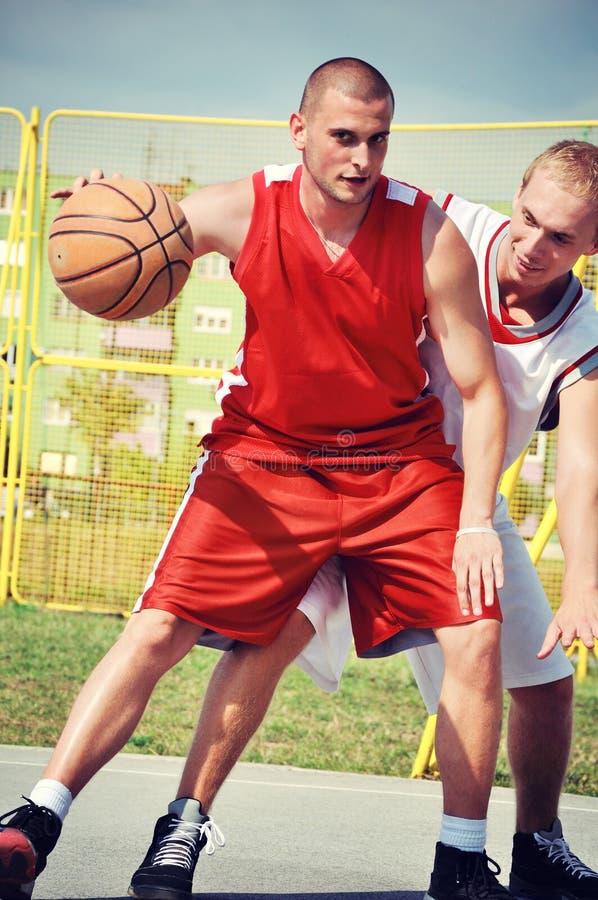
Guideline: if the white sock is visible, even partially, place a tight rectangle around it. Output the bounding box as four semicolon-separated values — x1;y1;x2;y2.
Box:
168;797;204;822
29;779;72;823
439;814;487;853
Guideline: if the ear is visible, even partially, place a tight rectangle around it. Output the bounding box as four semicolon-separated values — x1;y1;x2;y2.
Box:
289;111;306;151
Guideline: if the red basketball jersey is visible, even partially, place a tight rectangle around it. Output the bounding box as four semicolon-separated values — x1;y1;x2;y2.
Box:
204;164;451;467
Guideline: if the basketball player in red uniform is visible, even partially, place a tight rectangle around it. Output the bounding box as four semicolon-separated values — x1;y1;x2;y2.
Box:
0;58;509;900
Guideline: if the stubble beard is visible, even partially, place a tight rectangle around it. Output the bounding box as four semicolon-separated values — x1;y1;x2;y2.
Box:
303;152;376;209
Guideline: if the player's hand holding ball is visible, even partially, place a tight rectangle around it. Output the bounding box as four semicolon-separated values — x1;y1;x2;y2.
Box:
48;172;194;320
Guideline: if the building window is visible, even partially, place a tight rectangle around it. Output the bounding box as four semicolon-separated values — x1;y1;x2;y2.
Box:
0;240;25;266
193;306;232;334
0;188;26;214
183;409;216;437
196;253;230;280
0;188;14;213
40;451;77;475
1;289;22;319
43;398;72;427
188;357;226;385
198;357;224;370
63;454;78;476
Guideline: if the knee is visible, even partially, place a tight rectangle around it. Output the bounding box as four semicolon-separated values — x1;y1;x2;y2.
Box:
439;619;502;680
121;608;200;665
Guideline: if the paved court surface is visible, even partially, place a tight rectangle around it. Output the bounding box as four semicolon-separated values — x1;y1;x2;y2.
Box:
1;744;597;899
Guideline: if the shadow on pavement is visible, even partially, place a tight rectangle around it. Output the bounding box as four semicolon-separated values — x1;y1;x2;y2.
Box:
197;893;423;899
89;894;423;900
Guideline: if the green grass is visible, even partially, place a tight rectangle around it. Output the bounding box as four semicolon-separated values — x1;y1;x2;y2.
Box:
1;601;596;796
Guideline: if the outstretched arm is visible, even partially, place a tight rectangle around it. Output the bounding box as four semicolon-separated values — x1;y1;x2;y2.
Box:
51;168;255;263
423;201;508;616
537;370;598;658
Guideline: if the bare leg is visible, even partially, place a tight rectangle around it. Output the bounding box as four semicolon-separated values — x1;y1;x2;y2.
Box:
177;609;315;810
43;609;204;798
507;675;573;832
434;619;503;819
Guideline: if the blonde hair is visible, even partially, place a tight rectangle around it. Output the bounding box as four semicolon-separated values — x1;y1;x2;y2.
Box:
299;57;394;118
522;140;598;212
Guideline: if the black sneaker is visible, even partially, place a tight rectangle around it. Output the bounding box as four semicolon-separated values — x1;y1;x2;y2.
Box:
0;799;61;900
128;798;225;900
510;818;598;899
424;841;516;899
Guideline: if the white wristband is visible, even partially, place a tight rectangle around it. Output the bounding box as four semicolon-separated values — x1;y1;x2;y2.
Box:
455;527;498;538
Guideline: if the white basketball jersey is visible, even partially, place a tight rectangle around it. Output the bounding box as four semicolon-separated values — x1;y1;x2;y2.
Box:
420;192;598;469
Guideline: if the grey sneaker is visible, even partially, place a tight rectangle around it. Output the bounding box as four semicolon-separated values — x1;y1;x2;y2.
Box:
128;798;224;900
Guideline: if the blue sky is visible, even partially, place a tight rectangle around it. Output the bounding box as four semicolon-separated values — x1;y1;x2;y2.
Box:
2;0;597;125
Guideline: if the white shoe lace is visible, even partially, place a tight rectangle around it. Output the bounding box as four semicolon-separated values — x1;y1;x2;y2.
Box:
536;834;598;880
153;816;226;869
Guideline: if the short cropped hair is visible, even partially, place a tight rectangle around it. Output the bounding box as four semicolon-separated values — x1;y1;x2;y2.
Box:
299;57;395;118
522;140;598;229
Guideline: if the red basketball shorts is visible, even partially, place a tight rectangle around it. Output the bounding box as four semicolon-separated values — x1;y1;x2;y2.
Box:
135;450;501;653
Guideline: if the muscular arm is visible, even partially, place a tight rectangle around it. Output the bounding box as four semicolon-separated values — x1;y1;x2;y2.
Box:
537;370;598;657
423;201;508;613
179;176;254;262
52;168;255;264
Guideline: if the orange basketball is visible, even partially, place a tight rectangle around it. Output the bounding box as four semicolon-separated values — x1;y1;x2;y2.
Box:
48;177;194;320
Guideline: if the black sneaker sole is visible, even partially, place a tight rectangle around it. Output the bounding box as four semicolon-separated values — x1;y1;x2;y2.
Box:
128;883;190;900
0;880;34;900
511;893;577;900
510;875;577;900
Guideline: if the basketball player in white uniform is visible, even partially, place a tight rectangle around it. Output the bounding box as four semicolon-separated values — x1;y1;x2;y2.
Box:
297;143;598;900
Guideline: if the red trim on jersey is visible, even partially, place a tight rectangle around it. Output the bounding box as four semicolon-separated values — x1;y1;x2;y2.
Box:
488;281;584;345
550;344;598;393
483;220;509;327
440;192;454;212
482;222;585;345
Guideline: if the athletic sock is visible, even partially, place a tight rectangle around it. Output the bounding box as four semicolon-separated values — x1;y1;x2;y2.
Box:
439;814;487;853
168;797;205;822
29;779;73;823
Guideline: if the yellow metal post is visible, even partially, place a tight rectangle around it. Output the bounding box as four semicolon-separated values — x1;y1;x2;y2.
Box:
0;109;38;605
526;499;557;566
498;451;526;506
410;714;439;778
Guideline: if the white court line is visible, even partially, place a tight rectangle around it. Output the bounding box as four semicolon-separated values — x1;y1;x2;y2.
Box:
2;757;598;814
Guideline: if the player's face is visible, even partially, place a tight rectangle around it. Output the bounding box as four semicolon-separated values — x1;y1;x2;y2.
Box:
290;88;392;208
506;168;598;290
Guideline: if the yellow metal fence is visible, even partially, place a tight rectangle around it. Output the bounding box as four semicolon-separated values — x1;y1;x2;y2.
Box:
1;108;597;626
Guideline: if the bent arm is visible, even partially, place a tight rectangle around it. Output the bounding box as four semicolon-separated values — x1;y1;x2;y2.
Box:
51;169;255;264
179;176;254;262
537;371;598;657
423;202;508;613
